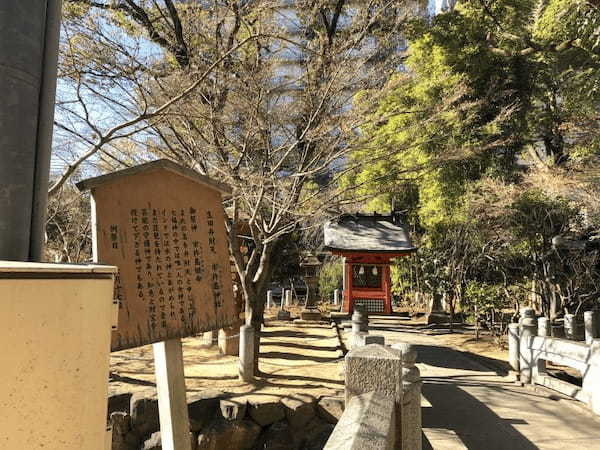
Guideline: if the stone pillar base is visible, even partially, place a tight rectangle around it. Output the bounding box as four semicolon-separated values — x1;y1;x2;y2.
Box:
277;310;291;321
300;309;322;321
426;312;450;325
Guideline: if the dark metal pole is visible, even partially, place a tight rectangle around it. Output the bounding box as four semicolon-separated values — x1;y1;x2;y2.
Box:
0;0;62;261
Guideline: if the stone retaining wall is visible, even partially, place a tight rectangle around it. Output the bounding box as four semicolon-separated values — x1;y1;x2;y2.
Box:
108;390;344;450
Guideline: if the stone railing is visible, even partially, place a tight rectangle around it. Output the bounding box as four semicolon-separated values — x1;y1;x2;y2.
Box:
509;309;600;415
324;342;422;450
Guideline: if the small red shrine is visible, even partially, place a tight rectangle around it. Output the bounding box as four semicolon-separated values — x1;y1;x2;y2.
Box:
324;213;416;314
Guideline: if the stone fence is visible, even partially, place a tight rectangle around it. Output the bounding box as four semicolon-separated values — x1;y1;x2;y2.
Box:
509;309;600;415
324;343;422;450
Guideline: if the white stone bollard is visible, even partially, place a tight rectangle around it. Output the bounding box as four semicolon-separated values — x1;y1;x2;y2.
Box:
238;325;255;382
393;342;422;450
266;290;274;309
285;289;292;307
519;316;537;384
201;330;216;347
538;317;550;337
584;311;599;345
508;323;520;372
333;289;340;306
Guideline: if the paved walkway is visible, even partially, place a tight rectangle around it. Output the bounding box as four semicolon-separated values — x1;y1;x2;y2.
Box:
358;316;600;450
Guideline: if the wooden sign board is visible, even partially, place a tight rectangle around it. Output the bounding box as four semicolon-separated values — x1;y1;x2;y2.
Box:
78;160;236;351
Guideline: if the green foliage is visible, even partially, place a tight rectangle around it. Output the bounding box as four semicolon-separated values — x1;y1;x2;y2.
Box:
353;0;600;326
465;281;507;318
318;258;343;300
507;189;578;252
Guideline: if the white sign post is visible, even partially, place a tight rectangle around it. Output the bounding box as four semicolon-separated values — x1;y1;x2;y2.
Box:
153;339;192;450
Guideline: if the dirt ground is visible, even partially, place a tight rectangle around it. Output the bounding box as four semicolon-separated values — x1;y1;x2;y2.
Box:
109;311;344;403
109;308;514;406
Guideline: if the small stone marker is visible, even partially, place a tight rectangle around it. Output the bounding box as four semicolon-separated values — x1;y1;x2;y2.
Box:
202;330;216;347
333;289;340;306
218;326;239;356
351;307;368;333
585;311;599;345
538;317;550;337
300;309;322;321
266;290;274;309
285;289;292;307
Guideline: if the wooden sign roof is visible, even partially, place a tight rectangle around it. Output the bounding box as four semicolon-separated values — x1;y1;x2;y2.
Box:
78;160;237;351
76;159;232;195
324;213;416;254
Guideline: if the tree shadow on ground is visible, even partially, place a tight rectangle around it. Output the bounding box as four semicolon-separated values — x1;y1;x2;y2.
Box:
109;372;156;387
413;344;510;376
261;329;325;340
260;351;339;363
265;372;344;386
422;379;538;450
260;341;338;352
414;345;490;372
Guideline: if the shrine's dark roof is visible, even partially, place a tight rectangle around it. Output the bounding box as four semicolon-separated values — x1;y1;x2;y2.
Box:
324;213;416;254
76;159;232;195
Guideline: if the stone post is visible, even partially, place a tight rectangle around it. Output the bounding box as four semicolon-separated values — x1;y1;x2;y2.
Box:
218;327;239;356
351;307;368;333
345;344;409;449
565;314;584;341
392;343;422;450
266;290;274;309
334;289;340;306
238;325;255;382
350;307;369;348
538;317;550;337
508;323;520;372
201;330;216;347
285;289;292;308
519;316;537;384
584;311;598;345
